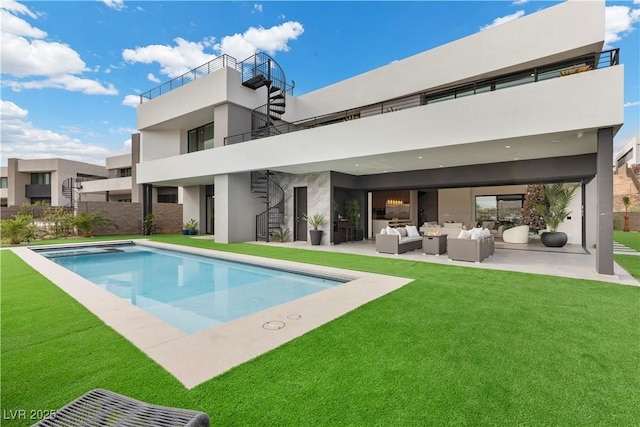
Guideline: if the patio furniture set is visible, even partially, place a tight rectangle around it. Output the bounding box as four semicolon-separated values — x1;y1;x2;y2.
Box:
376;224;499;263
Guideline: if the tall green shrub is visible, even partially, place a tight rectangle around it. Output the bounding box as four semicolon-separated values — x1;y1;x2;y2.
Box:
1;214;36;244
43;206;74;238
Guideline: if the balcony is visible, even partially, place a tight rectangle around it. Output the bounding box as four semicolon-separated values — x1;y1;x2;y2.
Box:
224;49;620;145
25;184;51;198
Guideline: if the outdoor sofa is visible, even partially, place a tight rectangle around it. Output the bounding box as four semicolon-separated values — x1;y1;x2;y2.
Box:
447;228;495;263
375;225;422;254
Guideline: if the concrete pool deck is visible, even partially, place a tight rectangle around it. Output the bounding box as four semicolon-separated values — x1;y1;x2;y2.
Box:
12;241;412;389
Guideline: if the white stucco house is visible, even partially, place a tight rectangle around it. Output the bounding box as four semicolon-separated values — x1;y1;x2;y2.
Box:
135;1;623;275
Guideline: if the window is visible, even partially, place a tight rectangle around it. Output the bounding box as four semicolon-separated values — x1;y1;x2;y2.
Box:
188;122;214;153
31;173;51;185
0;177;7;188
119;168;132;177
475;194;525;225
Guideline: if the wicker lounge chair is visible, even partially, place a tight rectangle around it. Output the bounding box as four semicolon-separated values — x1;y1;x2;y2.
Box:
32;388;210;427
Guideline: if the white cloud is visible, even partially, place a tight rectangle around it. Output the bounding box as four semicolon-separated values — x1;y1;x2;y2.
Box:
0;0;37;18
1;2;119;95
0;99;118;166
624;101;640;108
0;8;46;38
480;10;525;31
5;74;118;95
512;0;527;5
605;5;640;48
122;21;304;78
123;37;217;78
147;72;161;83
253;4;263;13
215;21;304;60
102;0;125;11
122;94;142;108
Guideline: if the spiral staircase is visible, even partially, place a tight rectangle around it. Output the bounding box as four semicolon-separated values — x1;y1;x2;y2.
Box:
240;53;291;241
251;171;285;241
240;52;292;139
62;177;83;209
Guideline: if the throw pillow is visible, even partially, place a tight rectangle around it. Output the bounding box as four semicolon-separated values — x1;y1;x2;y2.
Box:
380;228;387;235
471;230;483;240
457;229;473;239
398;227;408;237
406;225;420;238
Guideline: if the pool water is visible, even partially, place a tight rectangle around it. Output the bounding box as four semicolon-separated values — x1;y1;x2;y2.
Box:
36;244;343;333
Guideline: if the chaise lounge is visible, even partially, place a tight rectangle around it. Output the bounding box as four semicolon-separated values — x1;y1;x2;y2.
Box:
32;388;210;427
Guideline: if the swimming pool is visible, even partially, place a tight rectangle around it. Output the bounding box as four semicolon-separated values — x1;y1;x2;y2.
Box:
35;243;344;333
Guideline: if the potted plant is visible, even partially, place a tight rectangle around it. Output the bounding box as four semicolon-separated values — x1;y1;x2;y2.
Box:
302;213;326;245
535;183;578;247
184;218;198;235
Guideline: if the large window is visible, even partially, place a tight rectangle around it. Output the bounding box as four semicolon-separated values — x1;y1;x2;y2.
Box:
0;177;7;188
119;168;132;177
475;194;525;226
188;122;214;153
31;173;51;185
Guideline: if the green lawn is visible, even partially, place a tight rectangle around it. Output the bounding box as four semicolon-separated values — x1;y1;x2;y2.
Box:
2;236;639;426
614;230;640;251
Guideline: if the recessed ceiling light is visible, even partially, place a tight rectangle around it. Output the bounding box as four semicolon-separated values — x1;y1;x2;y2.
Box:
355;164;359;167
439;164;444;168
514;157;519;160
418;156;423;159
552;139;560;143
505;145;511;149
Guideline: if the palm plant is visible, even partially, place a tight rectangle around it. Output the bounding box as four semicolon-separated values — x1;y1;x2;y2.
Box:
622;196;631;232
534;183;579;233
74;211;114;238
302;213;326;230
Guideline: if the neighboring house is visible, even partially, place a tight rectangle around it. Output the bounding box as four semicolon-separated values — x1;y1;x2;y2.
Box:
3;158;107;208
135;1;623;275
614;136;640;172
0;166;8;207
78;136;179;204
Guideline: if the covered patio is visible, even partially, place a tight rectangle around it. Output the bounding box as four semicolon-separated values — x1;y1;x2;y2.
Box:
252;238;638;286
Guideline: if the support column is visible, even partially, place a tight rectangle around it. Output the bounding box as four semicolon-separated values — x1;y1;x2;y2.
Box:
596;128;614;275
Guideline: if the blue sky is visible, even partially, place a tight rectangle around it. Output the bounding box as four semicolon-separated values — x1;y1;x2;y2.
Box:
1;0;638;167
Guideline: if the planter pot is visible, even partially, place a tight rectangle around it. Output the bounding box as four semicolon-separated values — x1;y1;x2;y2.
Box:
540;231;568;247
309;229;323;245
181;229;189;235
188;230;197;235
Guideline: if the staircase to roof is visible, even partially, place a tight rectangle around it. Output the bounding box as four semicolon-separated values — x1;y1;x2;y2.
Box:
239;52;292;140
251;171;285;242
62;177;82;209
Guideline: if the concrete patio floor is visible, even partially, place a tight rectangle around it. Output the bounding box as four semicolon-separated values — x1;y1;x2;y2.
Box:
251;238;640;287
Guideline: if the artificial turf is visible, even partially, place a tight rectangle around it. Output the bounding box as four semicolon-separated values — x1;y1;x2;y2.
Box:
2;237;639;426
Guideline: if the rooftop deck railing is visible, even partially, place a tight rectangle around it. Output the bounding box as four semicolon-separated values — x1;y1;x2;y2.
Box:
139;54;240;102
224;48;620;145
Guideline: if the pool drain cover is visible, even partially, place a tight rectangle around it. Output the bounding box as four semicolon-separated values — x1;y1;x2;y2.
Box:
287;314;302;320
262;321;286;330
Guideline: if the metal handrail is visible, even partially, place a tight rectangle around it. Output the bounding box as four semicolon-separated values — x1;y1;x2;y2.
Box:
139;54;240;102
224;48;620;145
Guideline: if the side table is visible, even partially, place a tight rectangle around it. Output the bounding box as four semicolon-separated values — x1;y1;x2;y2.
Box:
422;234;447;255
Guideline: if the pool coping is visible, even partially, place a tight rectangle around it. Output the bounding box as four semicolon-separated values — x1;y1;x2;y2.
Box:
13;240;413;389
